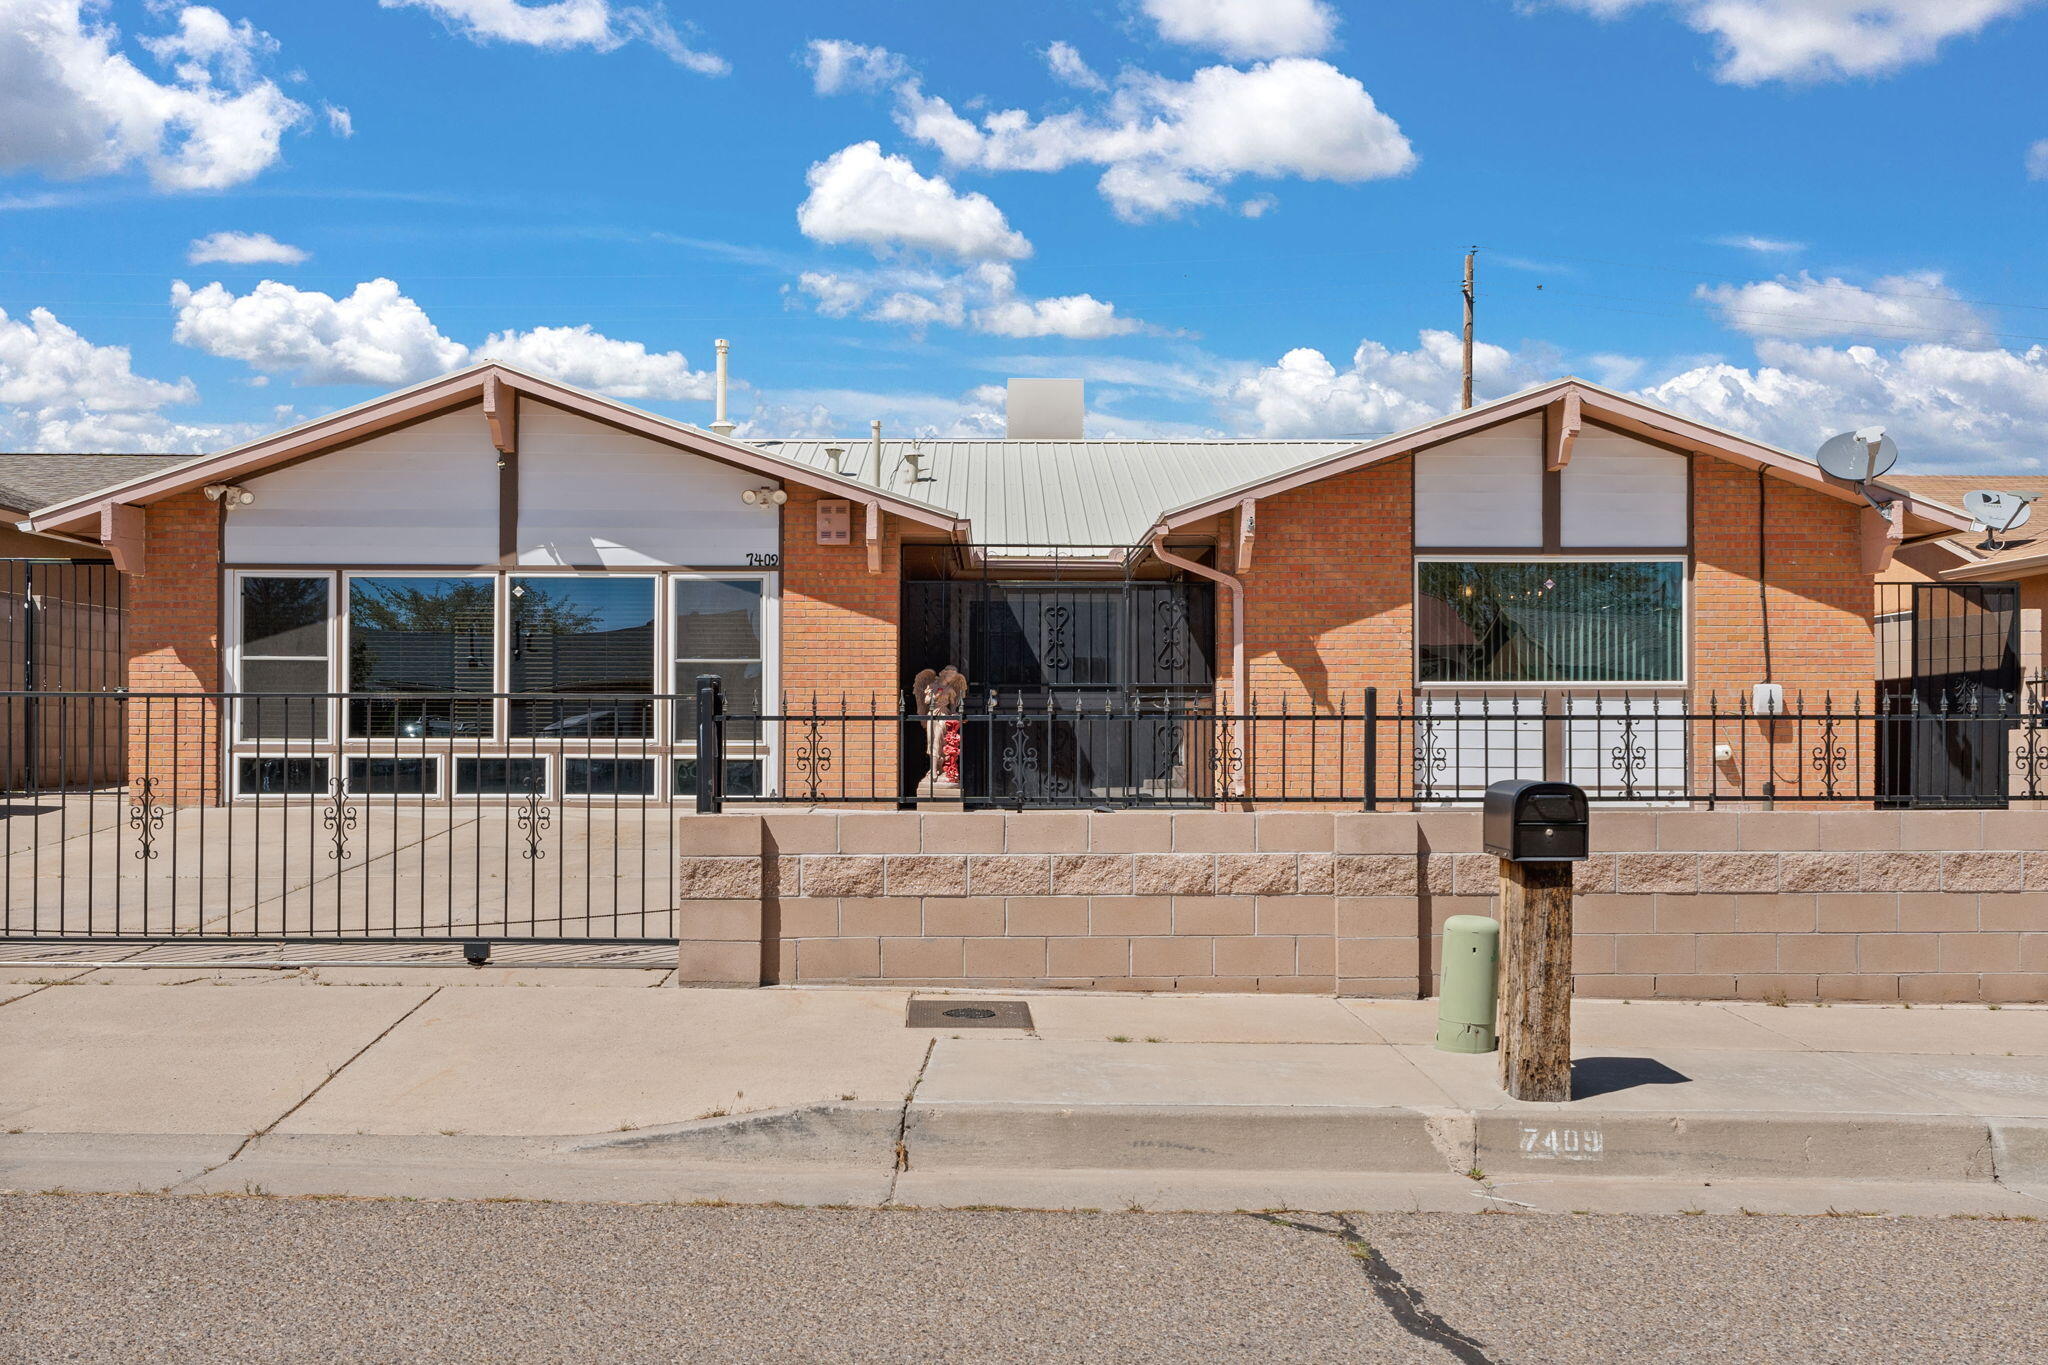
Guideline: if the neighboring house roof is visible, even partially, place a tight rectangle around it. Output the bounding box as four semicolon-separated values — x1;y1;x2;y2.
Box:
1887;474;2048;578
754;438;1359;549
0;453;198;516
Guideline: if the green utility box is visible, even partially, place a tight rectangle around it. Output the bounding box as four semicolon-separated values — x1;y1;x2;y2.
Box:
1435;914;1501;1053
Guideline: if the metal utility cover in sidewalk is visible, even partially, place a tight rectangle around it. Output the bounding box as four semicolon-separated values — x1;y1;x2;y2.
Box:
907;998;1034;1030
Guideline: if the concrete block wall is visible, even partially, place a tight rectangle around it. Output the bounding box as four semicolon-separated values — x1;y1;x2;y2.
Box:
675;807;2048;1002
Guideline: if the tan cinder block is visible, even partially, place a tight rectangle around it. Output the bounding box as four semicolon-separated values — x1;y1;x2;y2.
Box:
1047;936;1130;978
1733;894;1817;933
2027;853;2048;892
1731;973;1818;1002
1298;853;1335;893
1819;972;1900;1002
1651;973;1738;1000
676;856;763;900
1004;810;1091;853
1698;852;1780;894
2025;933;2048;971
775;940;797;983
1782;852;1860;893
800;856;883;897
1940;932;2022;973
923;897;1005;937
1131;935;1214;976
1256;976;1329;995
883;936;965;980
676;814;765;856
760;813;839;854
1296;936;1336;977
838;813;922;853
1333;854;1423;897
1815;810;1902;851
1215;936;1298;977
1577;974;1656;999
1735;812;1820;851
1172;812;1258;852
966;854;1052;895
1006;897;1089;936
1256;895;1335;936
1336;936;1417;979
1979;894;2048;932
681;899;762;942
1651;811;1743;850
1896;809;1984;851
1817;892;1897;932
676;941;762;986
1088;812;1175;852
1615;933;1696;974
1861;852;1942;892
1335;814;1422;853
1981;973;2048;1003
1050;854;1136;895
1858;933;1940;973
1425;895;1495;930
1132;853;1216;895
1778;934;1857;973
777;897;839;937
1654;894;1736;934
1981;810;2048;848
1944;852;2023;893
919;814;1007;854
1616;853;1700;895
1576;894;1654;934
1256;811;1335;851
1897;892;1980;933
1696;933;1780;973
1175;895;1255;936
839;897;923;937
797;937;882;980
1215;853;1298;895
1572;855;1619;896
1337;896;1415;937
1900;973;1982;1003
1571;934;1617;973
884;855;968;897
1587;809;1656;852
1450;853;1499;897
1089;896;1174;935
767;856;801;899
962;936;1046;977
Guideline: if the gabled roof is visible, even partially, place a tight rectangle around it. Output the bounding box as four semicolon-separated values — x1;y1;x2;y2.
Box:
20;362;970;539
1142;377;1974;541
0;454;197;516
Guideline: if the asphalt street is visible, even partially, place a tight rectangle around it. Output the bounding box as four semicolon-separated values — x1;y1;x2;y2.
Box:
4;1196;2045;1362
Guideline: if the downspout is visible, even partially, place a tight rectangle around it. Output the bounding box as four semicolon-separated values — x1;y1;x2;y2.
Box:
1149;526;1247;726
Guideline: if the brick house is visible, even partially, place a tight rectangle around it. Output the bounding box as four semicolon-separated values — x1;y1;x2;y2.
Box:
16;362;1973;810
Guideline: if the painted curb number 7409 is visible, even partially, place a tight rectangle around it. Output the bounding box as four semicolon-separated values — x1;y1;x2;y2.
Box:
1519;1126;1604;1161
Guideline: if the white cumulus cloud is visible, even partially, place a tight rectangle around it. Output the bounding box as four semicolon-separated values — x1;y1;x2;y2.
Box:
1696;271;1991;344
1227;329;1536;436
972;294;1140;340
382;0;726;73
1042;40;1106;90
1550;0;2035;84
1141;0;1338;59
170;277;468;386
794;261;1149;340
0;1;307;191
804;38;908;94
898;58;1415;221
188;231;308;265
474;323;712;400
797;141;1032;261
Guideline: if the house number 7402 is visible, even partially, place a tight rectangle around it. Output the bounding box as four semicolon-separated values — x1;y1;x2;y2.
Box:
746;553;780;568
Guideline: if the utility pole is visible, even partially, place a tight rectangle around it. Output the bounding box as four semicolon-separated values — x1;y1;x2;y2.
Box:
1460;248;1476;411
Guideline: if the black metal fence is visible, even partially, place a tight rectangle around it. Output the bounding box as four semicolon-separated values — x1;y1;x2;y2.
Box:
703;684;2048;811
0;690;684;944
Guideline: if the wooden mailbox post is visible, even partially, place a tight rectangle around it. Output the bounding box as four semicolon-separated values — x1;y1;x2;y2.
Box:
1482;781;1588;1103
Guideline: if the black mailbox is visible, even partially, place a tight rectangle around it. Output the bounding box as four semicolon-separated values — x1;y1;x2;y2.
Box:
1482;780;1589;863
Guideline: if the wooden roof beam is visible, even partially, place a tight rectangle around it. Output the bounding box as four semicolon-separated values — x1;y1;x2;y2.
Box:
1546;390;1581;472
482;372;518;456
101;503;145;575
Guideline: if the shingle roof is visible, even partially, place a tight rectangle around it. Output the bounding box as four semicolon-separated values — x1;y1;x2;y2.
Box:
750;438;1361;550
0;453;200;516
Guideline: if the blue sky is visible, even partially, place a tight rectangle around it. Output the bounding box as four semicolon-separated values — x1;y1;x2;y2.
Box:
2;0;2046;469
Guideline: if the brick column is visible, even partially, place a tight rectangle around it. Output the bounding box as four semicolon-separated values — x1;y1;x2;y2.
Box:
124;491;224;806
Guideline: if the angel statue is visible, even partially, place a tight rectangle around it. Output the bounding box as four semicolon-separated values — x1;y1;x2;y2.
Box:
912;665;968;793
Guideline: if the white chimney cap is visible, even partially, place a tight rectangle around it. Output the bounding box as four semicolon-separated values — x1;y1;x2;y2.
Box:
1006;378;1084;439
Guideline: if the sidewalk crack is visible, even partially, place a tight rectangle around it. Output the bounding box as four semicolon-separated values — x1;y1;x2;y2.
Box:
171;985;443;1191
885;1037;936;1204
1251;1212;1498;1365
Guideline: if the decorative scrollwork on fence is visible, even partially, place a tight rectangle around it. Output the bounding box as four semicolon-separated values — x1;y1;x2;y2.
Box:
1153;594;1190;675
127;776;164;861
321;779;357;862
517;777;551;861
1809;718;1848;798
2016;716;2048;800
795;718;832;802
1040;605;1072;675
1211;722;1243;799
1608;714;1647;800
1411;718;1448;801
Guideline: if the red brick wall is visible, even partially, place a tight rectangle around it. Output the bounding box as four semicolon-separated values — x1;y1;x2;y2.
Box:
777;483;905;804
125;491;223;805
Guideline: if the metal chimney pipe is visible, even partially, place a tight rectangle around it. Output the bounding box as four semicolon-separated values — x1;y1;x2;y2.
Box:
869;419;883;487
710;338;735;437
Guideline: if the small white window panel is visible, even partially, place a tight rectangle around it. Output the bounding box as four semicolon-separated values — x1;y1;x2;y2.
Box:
1414;415;1543;547
1565;695;1687;803
1411;695;1544;803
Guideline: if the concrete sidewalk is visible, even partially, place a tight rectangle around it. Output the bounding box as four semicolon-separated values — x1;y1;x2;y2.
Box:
5;964;2048;1215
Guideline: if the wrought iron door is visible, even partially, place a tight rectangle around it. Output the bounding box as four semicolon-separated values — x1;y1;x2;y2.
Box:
1875;582;2020;808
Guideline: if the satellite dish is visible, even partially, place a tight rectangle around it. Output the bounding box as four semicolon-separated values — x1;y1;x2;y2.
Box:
1963;489;2036;551
1816;427;1899;485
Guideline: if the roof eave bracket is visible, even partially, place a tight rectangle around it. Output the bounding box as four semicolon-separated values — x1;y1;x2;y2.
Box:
1236;498;1257;571
1546;390;1581;472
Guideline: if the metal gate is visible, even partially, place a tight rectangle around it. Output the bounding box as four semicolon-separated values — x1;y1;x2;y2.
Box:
1876;582;2021;808
0;559;123;792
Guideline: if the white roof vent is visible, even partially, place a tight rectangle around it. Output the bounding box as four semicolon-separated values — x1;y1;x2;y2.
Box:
1006;378;1084;439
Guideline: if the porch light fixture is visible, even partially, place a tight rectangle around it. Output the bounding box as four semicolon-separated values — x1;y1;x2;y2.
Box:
741;486;788;506
202;483;255;506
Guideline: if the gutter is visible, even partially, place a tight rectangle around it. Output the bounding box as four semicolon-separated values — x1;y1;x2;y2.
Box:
1147;530;1245;718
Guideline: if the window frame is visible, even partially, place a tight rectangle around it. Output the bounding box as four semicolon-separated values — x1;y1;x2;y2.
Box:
340;569;503;741
1412;554;1690;690
668;571;779;789
505;569;662;746
226;569;338;750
